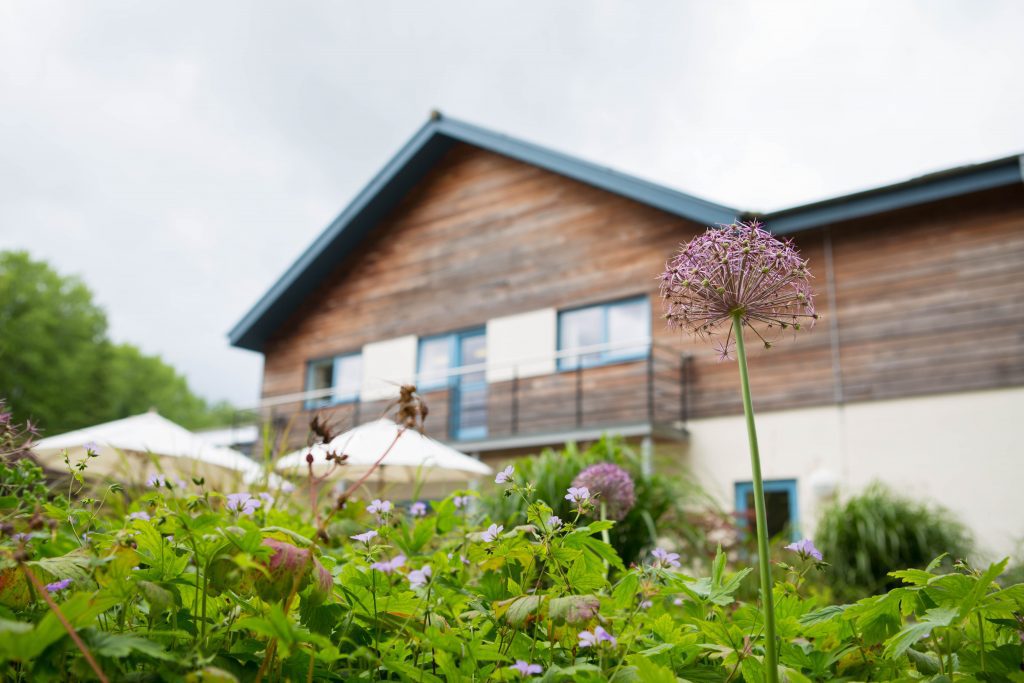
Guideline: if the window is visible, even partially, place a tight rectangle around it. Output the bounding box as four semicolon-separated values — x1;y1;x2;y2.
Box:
734;479;798;541
304;352;362;408
557;297;650;370
417;335;455;391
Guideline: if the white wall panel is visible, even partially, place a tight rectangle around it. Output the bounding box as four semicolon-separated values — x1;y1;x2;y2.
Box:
360;335;417;401
486;308;557;383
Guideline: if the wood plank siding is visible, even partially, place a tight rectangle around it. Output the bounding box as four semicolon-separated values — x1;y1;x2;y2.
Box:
260;144;1024;430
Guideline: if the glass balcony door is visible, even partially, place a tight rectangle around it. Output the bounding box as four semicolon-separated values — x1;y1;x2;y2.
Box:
451;330;487;440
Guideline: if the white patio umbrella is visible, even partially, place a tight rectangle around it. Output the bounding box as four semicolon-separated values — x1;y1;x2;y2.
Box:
33;411;278;488
275;418;492;484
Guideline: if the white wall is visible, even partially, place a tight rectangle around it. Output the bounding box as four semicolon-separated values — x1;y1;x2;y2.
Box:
679;387;1024;559
485;308;557;383
360;335;417;401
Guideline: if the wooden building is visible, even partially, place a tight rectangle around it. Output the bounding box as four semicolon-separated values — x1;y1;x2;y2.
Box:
230;114;1024;555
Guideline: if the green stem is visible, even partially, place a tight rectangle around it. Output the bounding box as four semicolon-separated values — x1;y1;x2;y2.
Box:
978;612;986;672
731;312;779;683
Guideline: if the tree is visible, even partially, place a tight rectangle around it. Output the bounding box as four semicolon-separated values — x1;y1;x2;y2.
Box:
0;251;236;435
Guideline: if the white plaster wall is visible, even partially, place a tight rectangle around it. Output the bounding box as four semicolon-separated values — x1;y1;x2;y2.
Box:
360;335;417;401
485;308;557;383
680;387;1024;559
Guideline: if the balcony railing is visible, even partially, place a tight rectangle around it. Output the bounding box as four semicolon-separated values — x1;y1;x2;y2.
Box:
243;340;691;452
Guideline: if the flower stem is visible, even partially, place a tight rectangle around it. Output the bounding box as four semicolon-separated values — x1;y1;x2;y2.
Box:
731;312;779;683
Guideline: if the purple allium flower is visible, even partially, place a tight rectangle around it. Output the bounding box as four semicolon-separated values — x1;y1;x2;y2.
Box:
651;547;681;569
45;578;72;593
482;523;503;543
350;530;378;544
572;464;636;520
547;515;563;529
578;625;617;648
409;501;427;517
366;499;392;516
509;661;543;677
495;465;515;485
660;220;817;359
371;554;405;574
453;495;471;509
784;538;823;561
226;493;261;515
128;511;151;522
408;564;432;589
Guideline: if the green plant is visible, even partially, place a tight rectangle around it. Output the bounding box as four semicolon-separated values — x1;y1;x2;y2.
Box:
816;483;972;599
481;436;698;566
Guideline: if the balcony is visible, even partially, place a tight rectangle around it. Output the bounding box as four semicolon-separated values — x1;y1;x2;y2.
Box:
250;340;691;453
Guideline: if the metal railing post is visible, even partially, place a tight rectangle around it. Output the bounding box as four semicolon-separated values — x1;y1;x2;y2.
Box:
646;346;655;424
575;363;583;428
510;369;519;435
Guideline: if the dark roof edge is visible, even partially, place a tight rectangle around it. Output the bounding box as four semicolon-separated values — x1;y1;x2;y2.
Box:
434;117;740;225
760;154;1024;234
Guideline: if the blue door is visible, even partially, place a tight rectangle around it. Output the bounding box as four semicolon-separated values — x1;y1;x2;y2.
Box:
452;330;487;440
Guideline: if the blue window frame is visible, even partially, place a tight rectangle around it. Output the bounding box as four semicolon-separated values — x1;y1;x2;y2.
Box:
735;479;799;541
416;329;488;440
304;352;362;408
557;296;650;371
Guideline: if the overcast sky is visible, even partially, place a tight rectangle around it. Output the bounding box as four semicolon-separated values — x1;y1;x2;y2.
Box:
1;1;1022;407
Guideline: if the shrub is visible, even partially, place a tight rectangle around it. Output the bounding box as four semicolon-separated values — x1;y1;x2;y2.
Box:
816;483;972;599
480;436;705;566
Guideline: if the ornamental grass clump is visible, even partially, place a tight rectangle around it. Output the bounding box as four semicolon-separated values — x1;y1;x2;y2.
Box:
660;220;817;683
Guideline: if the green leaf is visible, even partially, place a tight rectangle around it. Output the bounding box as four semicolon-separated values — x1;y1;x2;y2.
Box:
84;630;176;661
623;655;675;683
883;606;957;659
611;572;640;611
567;553;606;594
799;604;848;627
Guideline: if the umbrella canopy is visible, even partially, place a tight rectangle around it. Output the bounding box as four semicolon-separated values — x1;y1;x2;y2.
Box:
33;411;276;488
276;419;492;484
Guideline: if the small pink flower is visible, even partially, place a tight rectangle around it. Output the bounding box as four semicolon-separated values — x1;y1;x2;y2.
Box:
495;466;515;485
371;554;406;574
409;501;427;517
128;511;151;522
408;565;432;589
509;660;542;677
784;538;823;561
651;547;681;569
45;578;72;593
350;530;377;544
366;499;392;516
482;523;503;543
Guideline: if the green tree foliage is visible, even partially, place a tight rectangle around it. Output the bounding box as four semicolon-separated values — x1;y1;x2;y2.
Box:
0;250;235;434
816;483;972;599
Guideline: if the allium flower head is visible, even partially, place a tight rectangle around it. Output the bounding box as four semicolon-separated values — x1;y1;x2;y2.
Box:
660;220;816;359
571;464;636;520
784;538;823;561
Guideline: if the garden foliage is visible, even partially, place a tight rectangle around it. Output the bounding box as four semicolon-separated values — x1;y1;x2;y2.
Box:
0;437;1021;682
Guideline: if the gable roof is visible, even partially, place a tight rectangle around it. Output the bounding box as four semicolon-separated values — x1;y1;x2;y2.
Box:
229;113;1023;352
